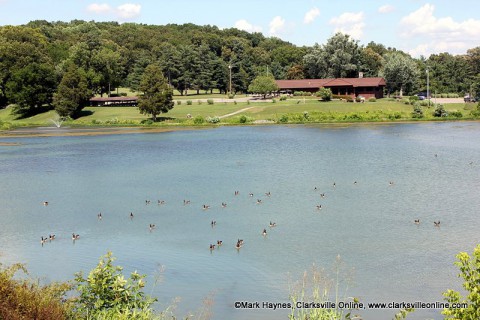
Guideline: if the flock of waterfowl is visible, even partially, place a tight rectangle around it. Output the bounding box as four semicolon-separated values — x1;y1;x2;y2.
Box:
39;176;444;250
41;150;462;250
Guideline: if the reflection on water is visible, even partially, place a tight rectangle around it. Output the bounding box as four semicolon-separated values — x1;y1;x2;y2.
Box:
1;123;480;320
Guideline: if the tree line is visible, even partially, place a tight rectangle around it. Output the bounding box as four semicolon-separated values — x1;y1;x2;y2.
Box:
1;20;479;117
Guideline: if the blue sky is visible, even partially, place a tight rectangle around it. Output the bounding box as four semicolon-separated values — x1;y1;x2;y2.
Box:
0;0;479;57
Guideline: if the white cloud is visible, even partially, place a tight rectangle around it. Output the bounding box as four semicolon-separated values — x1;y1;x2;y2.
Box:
234;19;262;33
378;5;394;14
269;16;285;36
86;3;141;21
304;7;320;24
87;3;111;14
401;3;480;55
329;12;365;39
116;3;141;20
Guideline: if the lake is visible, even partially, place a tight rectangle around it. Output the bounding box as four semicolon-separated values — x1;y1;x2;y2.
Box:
1;123;480;320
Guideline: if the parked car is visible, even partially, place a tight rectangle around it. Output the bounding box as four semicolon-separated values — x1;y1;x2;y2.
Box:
464;95;477;103
415;92;428;100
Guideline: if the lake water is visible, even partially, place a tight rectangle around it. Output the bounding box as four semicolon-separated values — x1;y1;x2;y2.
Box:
1;123;480;320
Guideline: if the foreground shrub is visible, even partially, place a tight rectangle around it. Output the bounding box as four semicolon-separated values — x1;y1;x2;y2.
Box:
74;252;156;319
228;94;235;99
176;100;182;105
186;100;192;105
289;256;361;320
368;97;376;102
207;99;214;105
239;115;248;123
279;95;287;101
443;244;480;319
0;263;73;320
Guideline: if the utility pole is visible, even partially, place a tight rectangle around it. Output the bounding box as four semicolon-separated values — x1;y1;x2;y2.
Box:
228;64;232;95
426;68;430;106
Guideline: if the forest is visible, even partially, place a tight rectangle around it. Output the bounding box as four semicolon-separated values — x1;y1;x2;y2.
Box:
1;20;479;117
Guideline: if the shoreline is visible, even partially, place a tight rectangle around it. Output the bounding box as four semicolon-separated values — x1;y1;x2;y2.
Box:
0;119;478;139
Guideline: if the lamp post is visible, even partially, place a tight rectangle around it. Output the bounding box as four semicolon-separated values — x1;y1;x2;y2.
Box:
228;64;232;95
426;68;430;106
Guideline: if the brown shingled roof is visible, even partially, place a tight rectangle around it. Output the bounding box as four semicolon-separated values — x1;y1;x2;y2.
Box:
276;77;386;89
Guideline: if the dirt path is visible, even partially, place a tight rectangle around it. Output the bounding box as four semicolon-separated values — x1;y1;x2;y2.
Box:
219;107;255;119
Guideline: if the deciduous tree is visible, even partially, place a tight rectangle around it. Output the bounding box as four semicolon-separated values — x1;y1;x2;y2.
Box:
53;63;90;118
138;63;174;121
248;75;279;98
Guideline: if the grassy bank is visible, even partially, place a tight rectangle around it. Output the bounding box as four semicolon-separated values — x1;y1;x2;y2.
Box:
0;98;477;130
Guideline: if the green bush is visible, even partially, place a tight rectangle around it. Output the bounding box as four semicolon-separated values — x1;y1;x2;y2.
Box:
303;111;309;120
412;105;424;118
141;119;154;125
234;100;237;105
420;100;429;107
443;245;480;319
207;99;214;105
346;97;354;103
272;98;276;103
293;91;306;96
206;116;220;123
197;100;202;105
193;116;204;124
279;114;289;123
449;111;463;118
332;94;351;100
228;94;235;99
316;88;332;101
433;104;448;117
176;100;182;105
279;95;287;101
239;115;248;123
368;97;376;102
74;252;156;318
186;100;192;105
388;112;402;120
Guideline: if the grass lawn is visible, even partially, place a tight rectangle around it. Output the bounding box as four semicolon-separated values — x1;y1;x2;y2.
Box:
0;98;475;129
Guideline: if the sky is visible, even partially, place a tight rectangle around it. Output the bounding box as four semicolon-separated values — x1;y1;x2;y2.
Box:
0;0;479;57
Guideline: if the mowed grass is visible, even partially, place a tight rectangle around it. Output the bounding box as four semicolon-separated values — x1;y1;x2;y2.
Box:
0;98;474;128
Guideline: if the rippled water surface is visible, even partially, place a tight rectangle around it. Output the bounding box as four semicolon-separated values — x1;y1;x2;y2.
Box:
1;123;480;319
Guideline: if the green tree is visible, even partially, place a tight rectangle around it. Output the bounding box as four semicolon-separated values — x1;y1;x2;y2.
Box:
359;47;384;77
443;244;480;319
382;52;419;96
0;26;51;107
53;63;90;118
248;75;279;98
138;64;174;121
303;33;361;78
6;62;56;117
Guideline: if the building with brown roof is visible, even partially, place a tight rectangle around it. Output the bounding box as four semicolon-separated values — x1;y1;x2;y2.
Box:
276;77;386;99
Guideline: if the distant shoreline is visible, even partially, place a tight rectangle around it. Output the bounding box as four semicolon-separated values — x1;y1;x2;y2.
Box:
1;120;478;139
